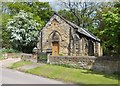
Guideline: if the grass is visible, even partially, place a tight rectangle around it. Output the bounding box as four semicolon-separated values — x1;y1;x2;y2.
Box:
0;50;4;60
0;57;4;60
9;60;33;69
26;64;119;84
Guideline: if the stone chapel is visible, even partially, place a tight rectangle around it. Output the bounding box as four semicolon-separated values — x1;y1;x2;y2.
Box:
37;13;103;56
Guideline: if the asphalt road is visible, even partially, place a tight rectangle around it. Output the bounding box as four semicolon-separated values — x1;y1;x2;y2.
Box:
0;58;64;84
1;68;64;84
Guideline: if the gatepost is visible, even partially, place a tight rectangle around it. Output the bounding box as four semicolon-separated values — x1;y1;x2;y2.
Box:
46;48;52;63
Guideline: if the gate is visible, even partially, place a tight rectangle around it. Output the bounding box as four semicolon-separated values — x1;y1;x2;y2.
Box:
37;52;47;63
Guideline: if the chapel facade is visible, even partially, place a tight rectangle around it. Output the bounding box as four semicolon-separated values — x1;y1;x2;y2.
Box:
37;13;103;56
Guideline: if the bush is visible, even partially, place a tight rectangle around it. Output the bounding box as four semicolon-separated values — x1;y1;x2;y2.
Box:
1;48;20;53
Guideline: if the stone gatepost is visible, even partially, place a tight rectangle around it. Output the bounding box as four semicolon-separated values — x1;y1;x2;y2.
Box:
46;48;52;63
33;47;38;62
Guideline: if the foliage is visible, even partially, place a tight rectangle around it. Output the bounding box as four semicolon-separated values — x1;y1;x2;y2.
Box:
6;10;40;53
9;60;33;69
4;2;54;24
26;64;119;84
0;49;4;60
101;8;120;56
58;2;101;29
58;9;76;23
1;13;12;48
2;48;20;53
2;2;54;48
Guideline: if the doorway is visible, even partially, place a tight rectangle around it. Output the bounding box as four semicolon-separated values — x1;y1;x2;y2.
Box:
52;42;59;56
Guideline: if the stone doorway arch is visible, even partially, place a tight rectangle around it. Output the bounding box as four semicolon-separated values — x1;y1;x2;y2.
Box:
51;31;60;56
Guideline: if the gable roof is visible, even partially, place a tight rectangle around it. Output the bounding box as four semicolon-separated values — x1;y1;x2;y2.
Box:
40;12;100;42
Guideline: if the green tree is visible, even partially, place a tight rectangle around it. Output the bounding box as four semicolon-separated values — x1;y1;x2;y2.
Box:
2;2;54;48
1;13;12;48
58;1;100;29
102;7;120;56
6;10;41;53
5;2;53;24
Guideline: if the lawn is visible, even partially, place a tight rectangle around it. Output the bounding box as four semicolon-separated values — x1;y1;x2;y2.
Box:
9;60;33;69
26;64;119;84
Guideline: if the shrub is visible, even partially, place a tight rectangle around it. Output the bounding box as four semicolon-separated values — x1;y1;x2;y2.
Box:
1;48;20;53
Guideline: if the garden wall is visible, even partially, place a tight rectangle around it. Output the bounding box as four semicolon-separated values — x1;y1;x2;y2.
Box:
3;53;37;62
3;53;22;58
48;56;120;74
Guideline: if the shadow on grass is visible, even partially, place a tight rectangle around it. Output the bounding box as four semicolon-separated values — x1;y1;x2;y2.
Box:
50;63;120;80
81;69;120;80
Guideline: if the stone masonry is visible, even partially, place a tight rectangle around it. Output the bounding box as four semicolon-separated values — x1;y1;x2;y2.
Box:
37;13;102;56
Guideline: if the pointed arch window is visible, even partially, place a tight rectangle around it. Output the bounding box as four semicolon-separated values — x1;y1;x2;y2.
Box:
52;31;60;42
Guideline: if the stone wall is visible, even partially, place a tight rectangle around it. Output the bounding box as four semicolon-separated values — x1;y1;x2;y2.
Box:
3;53;37;62
48;56;120;74
3;53;22;58
48;56;96;69
92;57;120;74
21;53;37;62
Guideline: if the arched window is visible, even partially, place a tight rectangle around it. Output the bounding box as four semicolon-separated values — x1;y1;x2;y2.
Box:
52;31;59;42
88;40;94;56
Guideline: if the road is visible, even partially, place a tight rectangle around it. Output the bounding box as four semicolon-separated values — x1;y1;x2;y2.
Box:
0;58;64;84
1;68;64;84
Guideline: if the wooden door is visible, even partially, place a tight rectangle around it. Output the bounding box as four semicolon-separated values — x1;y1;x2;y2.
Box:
52;42;59;56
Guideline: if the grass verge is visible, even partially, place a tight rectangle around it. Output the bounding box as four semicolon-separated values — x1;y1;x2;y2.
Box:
9;60;33;69
0;51;4;60
26;64;119;84
0;57;4;60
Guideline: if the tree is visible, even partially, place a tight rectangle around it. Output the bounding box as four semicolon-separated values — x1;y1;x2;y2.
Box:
2;2;54;48
58;0;100;29
1;13;12;48
101;7;120;56
4;2;54;24
6;10;40;53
